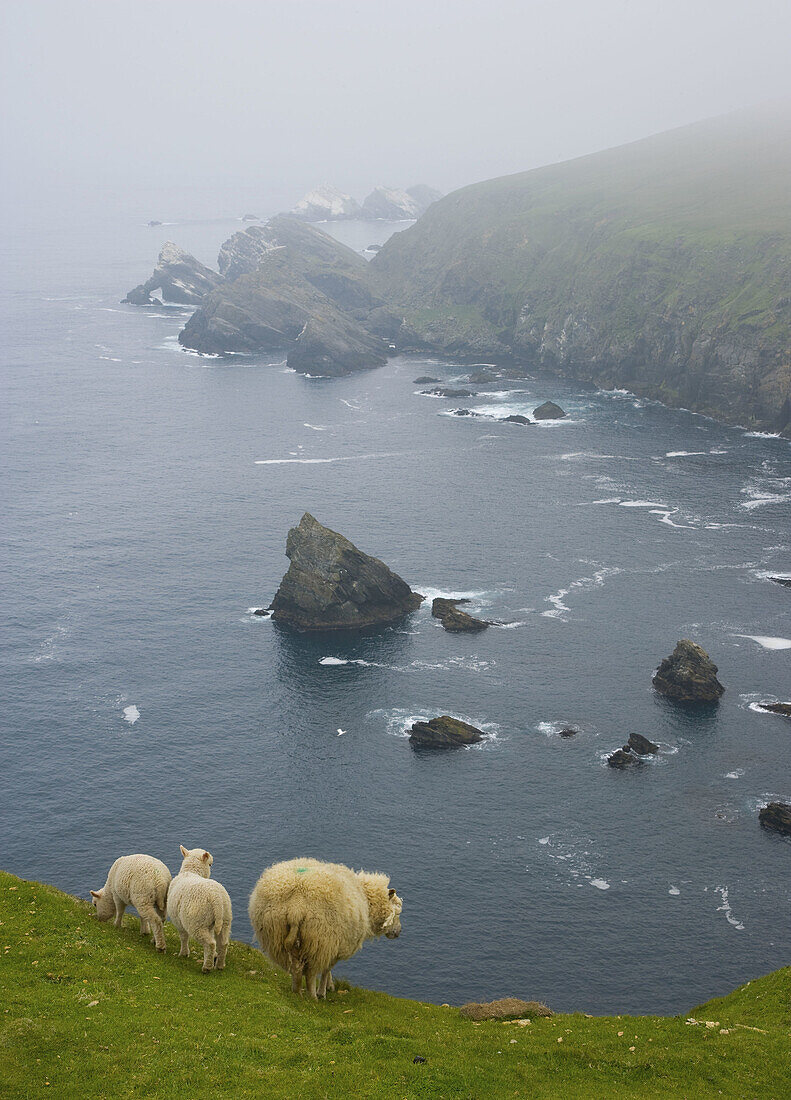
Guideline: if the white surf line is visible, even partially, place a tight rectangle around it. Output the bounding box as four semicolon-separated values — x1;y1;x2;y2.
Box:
732;634;791;650
255;452;403;466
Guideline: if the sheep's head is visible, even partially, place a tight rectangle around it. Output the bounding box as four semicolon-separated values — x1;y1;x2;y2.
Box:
382;887;403;939
179;844;213;877
89;888;114;921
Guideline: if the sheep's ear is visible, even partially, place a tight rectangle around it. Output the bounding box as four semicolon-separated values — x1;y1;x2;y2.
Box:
90;889;101;899
202;851;210;862
388;888;396;899
180;844;189;857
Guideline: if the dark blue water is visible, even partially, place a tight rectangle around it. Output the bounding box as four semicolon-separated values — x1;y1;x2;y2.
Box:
2;206;790;1015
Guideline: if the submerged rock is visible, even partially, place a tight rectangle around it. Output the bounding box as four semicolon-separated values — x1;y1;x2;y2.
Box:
409;716;484;749
652;639;724;703
608;747;638;768
628;732;659;754
422;387;474;398
557;727;579;738
768;576;791;588
468;369;498;384
502;414;530;425
124;242;222;305
452;409;480;417
757;702;791;717
533;401;566;420
431;597;489;633
269;513;423;631
759;802;791;835
413;375;440;383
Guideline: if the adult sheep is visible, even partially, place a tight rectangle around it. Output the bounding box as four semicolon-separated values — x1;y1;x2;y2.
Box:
248;857;403;1000
90;853;171;951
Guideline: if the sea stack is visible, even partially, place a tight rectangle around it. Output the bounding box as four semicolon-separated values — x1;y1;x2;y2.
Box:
431;597;489;633
533;401;566;420
269;513;423;631
759;802;791;836
652;639;724;703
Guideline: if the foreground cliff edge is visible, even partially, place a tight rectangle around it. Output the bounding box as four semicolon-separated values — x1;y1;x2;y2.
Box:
2;872;788;1098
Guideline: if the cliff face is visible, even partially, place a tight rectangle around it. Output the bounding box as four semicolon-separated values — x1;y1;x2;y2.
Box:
372;109;791;435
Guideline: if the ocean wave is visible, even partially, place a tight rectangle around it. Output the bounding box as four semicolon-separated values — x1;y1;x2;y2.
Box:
303;423;328;431
123;705;140;724
732;634;791;650
542;566;622;621
255;452;403;466
665;450;707;457
713;885;745;931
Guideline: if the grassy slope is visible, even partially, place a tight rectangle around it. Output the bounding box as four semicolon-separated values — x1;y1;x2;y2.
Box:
372;108;791;429
1;872;788;1098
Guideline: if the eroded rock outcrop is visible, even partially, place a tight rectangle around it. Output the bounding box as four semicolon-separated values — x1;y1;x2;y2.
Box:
409;716;484;748
124;243;222;305
628;733;658;754
533;401;566;420
269;513;423;631
431;598;488;633
652;640;724;703
291;186;363;222
608;747;638;768
757;702;791;717
362;187;421;221
759;802;791;835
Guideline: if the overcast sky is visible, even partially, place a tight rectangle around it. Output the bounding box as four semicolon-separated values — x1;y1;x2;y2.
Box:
2;0;791;213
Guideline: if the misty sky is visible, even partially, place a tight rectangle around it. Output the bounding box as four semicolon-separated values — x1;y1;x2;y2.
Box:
2;0;791;214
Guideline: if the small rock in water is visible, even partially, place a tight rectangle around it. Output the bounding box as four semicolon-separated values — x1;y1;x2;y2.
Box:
757;702;791;718
759;801;791;835
768;576;791;588
652;639;724;703
409;716;485;749
627;732;659;755
468;369;498;384
413;376;440;383
502;414;531;425
431;597;489;633
422;387;474;398
608;747;637;768
253;608;270;617
557;727;579;738
532;401;566;420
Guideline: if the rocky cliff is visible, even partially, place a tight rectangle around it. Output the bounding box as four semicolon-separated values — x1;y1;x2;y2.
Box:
124;242;223;305
371;108;791;435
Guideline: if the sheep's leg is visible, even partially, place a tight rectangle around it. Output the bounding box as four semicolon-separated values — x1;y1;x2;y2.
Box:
318;971;330;999
139;916;149;936
326;971;335;993
138;904;166;952
178;929;190;957
215;930;229;970
113;895;126;928
196;930;216;973
304;967;319;1001
290;962;302;994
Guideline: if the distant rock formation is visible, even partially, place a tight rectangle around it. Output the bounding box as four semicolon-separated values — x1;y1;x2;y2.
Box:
422;387;473;398
123;242;222;305
757;702;791;717
503;414;530;425
362;187;421;221
759;802;791;835
269;513;423;631
413;376;440;383
241;213;259;221
431;597;488;633
533;401;566;420
608;747;638;768
409;716;484;748
652;639;725;703
405;185;443;215
216;224;285;283
291;186;363;222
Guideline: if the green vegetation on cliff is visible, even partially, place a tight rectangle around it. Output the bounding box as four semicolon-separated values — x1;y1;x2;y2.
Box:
2;871;789;1098
372;108;791;433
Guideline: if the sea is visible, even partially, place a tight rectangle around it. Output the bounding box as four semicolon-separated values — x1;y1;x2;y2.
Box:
1;191;789;1016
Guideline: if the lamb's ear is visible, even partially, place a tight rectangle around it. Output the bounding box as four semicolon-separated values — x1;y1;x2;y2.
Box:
90;889;101;899
202;851;210;862
388;888;396;899
180;844;189;857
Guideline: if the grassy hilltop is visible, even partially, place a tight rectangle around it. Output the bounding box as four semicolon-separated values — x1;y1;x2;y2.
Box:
1;871;788;1098
372;107;791;434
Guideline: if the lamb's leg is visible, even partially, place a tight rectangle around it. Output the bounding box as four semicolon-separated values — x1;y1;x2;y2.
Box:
318;971;329;999
326;970;335;993
178;929;190;957
196;930;216;973
304;967;319;1001
113;896;126;928
215;929;229;970
138;904;166;952
139;916;149;936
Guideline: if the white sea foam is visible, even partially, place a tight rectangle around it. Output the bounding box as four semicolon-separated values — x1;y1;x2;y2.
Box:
588;878;610;891
724;770;744;779
255;452;402;465
542;566;622;620
668;886;680;896
618;500;666;508
650;509;696;529
714;886;745;931
303;423;328;431
123;705;140;724
319;656;373;667
733;634;791;650
666;451;707;457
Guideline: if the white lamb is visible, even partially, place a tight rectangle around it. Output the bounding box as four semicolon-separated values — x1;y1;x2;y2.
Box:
248;857;403;1000
166;845;232;973
90;853;171;951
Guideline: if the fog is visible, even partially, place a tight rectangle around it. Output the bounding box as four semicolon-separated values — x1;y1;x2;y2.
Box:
2;0;791;216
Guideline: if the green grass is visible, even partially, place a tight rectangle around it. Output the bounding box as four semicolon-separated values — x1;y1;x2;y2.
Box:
1;873;789;1098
